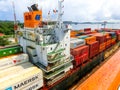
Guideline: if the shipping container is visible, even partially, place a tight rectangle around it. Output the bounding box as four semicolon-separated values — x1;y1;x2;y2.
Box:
0;62;43;90
99;42;106;52
70;39;85;49
96;35;106;44
71;45;89;66
85;36;96;44
84;28;91;32
0;46;23;58
88;41;99;58
77;35;89;39
117;33;120;41
0;53;28;70
106;36;112;49
111;38;116;45
105;32;116;39
71;45;89;57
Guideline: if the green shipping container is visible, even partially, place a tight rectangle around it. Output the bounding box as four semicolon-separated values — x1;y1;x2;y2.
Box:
0;46;23;58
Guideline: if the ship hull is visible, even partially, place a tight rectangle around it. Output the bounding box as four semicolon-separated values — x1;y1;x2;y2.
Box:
44;42;120;90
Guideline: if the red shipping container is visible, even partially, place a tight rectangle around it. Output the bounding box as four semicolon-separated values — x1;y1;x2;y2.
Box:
74;53;89;66
96;36;106;44
81;53;89;63
117;33;120;41
71;47;83;57
106;37;111;48
111;29;120;35
89;41;99;58
71;45;89;57
99;42;106;52
111;38;116;45
84;28;91;32
85;36;96;44
71;45;89;66
74;56;81;66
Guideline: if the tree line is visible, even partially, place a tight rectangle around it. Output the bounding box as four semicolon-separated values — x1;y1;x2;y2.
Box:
0;21;23;46
0;21;23;35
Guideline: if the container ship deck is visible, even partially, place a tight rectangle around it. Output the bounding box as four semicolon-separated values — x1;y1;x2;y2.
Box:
0;0;120;90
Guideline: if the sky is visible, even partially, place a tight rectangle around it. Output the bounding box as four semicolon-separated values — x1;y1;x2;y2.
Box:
0;0;120;22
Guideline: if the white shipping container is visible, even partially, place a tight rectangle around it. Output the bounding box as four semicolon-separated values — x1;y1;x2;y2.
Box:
0;53;29;70
70;39;85;49
0;62;33;79
0;63;43;90
23;80;43;90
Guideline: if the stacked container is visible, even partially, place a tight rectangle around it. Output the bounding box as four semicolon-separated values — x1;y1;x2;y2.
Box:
83;28;91;34
78;35;89;39
70;31;78;38
85;36;96;44
71;45;89;66
111;30;120;41
105;35;111;49
70;38;85;49
94;34;106;52
85;36;99;58
117;33;120;41
88;41;99;58
0;46;23;58
106;32;117;45
0;46;43;89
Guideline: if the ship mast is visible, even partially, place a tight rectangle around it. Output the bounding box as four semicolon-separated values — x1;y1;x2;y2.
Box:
12;1;18;30
58;0;64;29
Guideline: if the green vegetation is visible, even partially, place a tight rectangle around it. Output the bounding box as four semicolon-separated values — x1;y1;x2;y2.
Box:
0;21;14;35
0;21;23;35
0;36;11;46
0;35;17;46
0;21;23;46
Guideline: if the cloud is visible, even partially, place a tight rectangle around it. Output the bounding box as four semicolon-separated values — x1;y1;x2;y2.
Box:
0;0;120;22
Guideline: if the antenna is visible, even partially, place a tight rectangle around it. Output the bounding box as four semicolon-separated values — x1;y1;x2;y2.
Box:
58;0;64;29
12;1;17;25
12;1;18;30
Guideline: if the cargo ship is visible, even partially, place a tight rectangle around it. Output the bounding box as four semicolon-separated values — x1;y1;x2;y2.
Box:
0;0;120;90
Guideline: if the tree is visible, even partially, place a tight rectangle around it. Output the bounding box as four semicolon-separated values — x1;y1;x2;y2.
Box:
0;36;10;46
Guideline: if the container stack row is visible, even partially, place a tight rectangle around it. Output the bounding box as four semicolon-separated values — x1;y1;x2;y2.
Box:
0;46;43;90
70;29;120;67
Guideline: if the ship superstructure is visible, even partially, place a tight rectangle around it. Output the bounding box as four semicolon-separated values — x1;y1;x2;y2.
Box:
16;0;73;85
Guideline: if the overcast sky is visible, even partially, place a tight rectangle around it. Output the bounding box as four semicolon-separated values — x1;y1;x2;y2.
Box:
0;0;120;22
